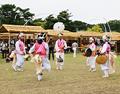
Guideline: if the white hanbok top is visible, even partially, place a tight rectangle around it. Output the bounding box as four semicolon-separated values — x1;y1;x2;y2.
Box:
89;43;96;51
55;39;67;53
101;42;111;54
15;40;25;55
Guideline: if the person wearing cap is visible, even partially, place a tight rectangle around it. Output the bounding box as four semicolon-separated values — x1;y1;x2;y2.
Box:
13;33;25;71
100;35;111;78
87;37;96;72
55;33;67;70
29;35;51;81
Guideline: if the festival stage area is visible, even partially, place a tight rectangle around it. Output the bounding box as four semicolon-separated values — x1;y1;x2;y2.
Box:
0;53;120;94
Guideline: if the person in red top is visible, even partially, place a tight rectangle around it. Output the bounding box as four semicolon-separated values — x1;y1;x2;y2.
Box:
29;35;51;81
55;33;67;70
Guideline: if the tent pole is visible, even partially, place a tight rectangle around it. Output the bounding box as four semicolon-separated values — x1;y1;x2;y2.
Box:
9;33;11;52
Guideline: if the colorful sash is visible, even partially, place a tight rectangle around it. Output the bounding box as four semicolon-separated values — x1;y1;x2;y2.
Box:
57;39;64;52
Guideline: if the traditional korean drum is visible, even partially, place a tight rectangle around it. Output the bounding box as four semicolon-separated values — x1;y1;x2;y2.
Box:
9;51;16;58
33;54;42;75
57;56;63;62
24;54;30;59
33;54;42;64
83;48;92;57
96;54;108;64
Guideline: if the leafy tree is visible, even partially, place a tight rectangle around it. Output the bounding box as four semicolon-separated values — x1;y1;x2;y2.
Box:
32;18;45;28
56;10;89;32
108;20;120;32
0;4;16;25
0;4;34;25
72;21;87;32
31;10;90;31
87;25;102;32
44;14;57;29
57;10;74;31
57;10;72;22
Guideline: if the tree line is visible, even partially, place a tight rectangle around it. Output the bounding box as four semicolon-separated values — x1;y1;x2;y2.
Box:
0;4;120;32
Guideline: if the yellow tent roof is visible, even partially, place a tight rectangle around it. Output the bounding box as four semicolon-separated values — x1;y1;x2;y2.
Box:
0;25;120;41
46;29;79;38
0;33;35;39
77;31;103;37
0;24;45;33
103;32;120;40
111;36;120;41
77;31;120;40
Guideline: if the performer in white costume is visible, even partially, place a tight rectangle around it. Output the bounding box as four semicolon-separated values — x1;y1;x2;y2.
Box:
55;33;67;70
88;37;96;72
13;33;25;71
29;35;51;81
72;42;78;58
100;35;111;78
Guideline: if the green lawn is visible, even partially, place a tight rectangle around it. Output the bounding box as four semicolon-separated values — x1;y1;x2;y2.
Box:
0;53;120;94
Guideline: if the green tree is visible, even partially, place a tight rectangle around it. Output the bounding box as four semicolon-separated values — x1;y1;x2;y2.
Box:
44;14;57;29
41;10;89;31
0;4;16;25
0;4;34;25
57;10;72;22
15;7;34;25
57;10;73;31
108;20;120;32
87;25;102;32
72;21;87;32
33;18;45;28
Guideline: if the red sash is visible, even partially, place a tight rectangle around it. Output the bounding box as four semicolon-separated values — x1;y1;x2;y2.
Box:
34;43;41;54
58;39;64;52
19;40;25;54
35;42;46;55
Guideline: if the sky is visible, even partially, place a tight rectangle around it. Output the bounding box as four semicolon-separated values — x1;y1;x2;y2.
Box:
0;0;120;24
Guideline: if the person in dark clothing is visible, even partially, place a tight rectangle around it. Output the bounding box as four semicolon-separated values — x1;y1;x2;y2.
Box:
48;37;55;62
1;42;7;59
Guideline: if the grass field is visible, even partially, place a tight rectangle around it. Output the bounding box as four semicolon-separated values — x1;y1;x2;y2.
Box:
0;53;120;94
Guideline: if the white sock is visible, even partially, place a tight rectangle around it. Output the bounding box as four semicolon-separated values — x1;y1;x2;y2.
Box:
38;75;42;81
60;66;63;70
103;70;109;77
